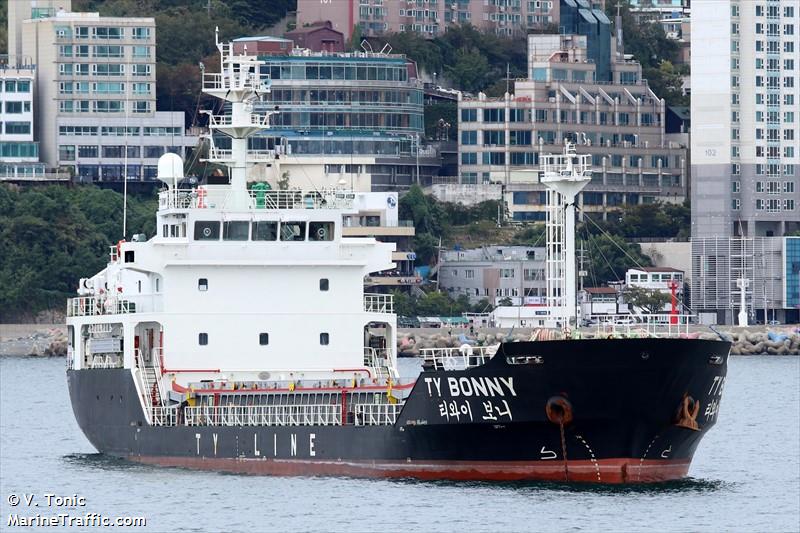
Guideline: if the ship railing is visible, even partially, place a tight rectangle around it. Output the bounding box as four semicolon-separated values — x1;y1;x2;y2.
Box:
135;348;167;425
202;72;269;93
248;189;355;210
206;113;272;129
353;403;402;426
66;295;162;317
151;406;179;427
158;188;354;211
420;345;497;371
66;346;74;370
87;354;122;369
589;313;695;338
206;146;276;163
364;293;394;313
183;404;343;427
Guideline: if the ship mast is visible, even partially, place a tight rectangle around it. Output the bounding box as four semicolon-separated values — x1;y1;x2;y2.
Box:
541;142;591;328
201;28;275;209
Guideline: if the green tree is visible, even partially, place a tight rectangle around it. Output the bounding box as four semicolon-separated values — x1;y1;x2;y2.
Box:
625;286;671;314
445;49;490;93
582;234;653;285
0;185;157;319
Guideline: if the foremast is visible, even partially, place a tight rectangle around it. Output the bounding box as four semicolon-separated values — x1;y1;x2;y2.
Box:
201;28;275;209
541;143;591;328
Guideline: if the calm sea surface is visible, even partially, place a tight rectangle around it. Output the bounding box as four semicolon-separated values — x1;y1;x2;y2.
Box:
1;356;798;533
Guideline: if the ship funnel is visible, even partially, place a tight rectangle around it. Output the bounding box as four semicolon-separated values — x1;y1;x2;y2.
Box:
157;153;184;190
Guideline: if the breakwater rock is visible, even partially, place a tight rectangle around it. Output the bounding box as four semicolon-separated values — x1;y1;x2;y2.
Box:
397;327;800;356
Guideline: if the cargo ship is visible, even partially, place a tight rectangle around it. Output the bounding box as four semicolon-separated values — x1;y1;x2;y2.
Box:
66;34;729;483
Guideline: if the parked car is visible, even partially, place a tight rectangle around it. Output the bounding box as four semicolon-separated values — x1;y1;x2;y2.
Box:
398;316;420;328
768;320;781;326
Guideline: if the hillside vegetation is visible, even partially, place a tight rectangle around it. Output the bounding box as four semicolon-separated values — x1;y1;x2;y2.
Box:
0;185;156;320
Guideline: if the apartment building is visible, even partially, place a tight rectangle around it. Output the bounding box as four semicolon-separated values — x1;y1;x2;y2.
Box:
691;0;800;238
438;246;547;305
13;3;193;182
458;31;687;221
0;63;44;178
296;0;572;40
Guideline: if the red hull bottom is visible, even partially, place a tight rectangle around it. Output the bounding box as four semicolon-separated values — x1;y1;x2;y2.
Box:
129;456;691;484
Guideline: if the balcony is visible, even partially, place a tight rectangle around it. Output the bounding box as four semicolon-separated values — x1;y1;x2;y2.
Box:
364;293;394;313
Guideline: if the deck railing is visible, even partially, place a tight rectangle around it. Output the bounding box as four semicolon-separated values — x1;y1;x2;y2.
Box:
158;188;354;211
353;403;402;426
364;293;394;313
420;345;498;371
151;402;402;428
66;295;162;317
184;404;343;427
588;313;695;338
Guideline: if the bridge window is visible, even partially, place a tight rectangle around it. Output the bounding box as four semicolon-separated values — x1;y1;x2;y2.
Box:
259;333;269;345
319;333;329;345
309;222;334;241
320;279;329;291
194;221;220;240
198;278;208;291
252;221;278;241
280;221;306;241
223;221;249;241
198;333;208;345
124;251;134;263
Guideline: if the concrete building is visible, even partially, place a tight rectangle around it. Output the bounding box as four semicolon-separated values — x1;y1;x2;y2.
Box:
296;0;574;40
692;236;799;324
691;0;799;238
237;37;441;192
579;286;619;317
625;266;684;312
12;2;194;182
0;62;44;178
457;31;688;222
438;246;547;306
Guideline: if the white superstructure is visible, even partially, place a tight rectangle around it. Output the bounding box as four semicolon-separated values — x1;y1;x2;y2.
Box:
65;33;398;394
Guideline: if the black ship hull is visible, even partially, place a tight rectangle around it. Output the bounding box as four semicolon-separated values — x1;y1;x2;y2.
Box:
67;338;729;483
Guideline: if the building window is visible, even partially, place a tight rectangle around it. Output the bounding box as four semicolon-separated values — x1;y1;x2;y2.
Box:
198;333;208;346
319;333;329;345
259;333;269;346
319;279;329;291
198;278;208;291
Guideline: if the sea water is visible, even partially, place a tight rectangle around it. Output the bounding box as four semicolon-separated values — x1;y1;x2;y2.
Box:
1;356;798;532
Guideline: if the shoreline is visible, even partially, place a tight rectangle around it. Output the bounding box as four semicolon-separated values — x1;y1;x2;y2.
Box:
2;323;798;358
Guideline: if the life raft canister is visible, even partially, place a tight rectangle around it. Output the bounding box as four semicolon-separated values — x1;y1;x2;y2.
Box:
197;186;207;208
